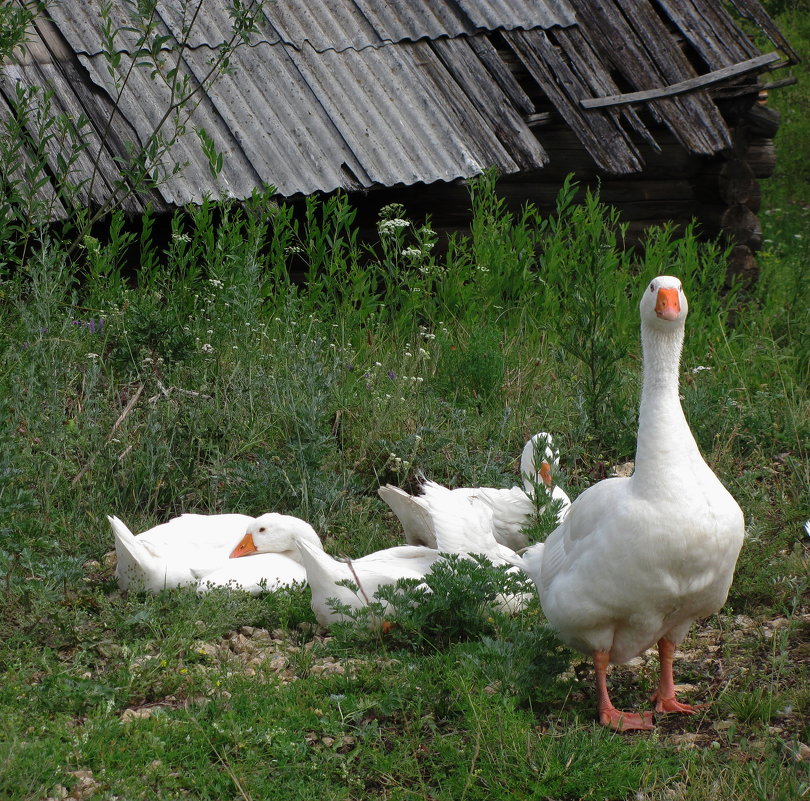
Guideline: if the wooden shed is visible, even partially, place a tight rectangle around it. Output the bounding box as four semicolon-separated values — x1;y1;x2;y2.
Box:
0;0;798;275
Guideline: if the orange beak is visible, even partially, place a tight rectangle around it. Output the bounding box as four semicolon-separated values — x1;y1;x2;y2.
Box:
230;532;258;558
540;461;552;489
655;288;680;320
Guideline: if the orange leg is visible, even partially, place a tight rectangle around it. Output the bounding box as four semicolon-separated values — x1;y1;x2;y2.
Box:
593;650;654;732
650;638;707;714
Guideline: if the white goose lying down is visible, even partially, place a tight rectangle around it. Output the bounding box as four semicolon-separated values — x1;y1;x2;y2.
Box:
109;512;319;594
378;432;571;552
230;490;526;627
109;513;253;593
197;513;322;594
521;276;744;731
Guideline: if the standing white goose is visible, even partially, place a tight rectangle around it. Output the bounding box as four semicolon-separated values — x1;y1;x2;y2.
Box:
378;432;571;551
521;276;744;731
109;513;253;592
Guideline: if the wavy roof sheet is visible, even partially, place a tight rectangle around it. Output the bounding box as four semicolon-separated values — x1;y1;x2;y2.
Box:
0;0;789;217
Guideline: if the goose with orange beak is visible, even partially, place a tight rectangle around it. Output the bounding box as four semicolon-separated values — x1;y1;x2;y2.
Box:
194;513;324;594
379;432;571;552
521;275;744;731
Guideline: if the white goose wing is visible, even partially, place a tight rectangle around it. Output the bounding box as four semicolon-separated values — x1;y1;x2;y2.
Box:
377;484;437;547
472;485;534;550
421;481;522;566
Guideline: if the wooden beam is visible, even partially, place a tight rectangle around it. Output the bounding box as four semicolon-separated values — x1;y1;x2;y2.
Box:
580;52;782;109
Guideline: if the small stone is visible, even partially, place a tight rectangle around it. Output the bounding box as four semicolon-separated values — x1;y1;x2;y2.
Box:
228;633;251;654
267;655;288;672
611;461;634;477
121;707;153;722
670;732;700;749
673;683;697;694
194;641;219;659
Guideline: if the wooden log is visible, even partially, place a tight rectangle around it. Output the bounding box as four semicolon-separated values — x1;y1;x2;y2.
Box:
743;103;781;138
721;204;762;250
534;128;703;180
745;139;777;178
696;202;762;250
693;158;757;205
748;179;762;214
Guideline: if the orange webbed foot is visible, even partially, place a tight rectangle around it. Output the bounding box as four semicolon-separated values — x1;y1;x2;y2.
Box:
651;694;708;715
599;706;655;732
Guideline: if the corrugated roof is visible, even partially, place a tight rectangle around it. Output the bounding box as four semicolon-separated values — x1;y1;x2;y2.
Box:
0;0;789;218
47;0;578;56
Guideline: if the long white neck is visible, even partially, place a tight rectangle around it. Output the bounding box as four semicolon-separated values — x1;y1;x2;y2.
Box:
633;320;701;494
297;540;343;582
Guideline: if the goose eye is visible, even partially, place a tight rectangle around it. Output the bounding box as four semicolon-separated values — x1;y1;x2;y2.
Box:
649;284;655;293
259;527;266;533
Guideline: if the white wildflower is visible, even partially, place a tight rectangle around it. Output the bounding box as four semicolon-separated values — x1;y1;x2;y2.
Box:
201;343;214;354
86;352;99;360
378;218;410;235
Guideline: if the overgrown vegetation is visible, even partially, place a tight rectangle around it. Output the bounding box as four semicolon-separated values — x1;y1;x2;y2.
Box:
0;3;807;800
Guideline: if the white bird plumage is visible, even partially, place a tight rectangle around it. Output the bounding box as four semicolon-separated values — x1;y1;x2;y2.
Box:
109;513;254;593
520;276;745;731
296;539;442;627
198;513;322;594
295;482;528;626
109;511;320;595
378;432;571;552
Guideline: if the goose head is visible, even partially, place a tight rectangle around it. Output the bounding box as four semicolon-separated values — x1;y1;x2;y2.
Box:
639;275;688;332
520;432;559;492
230;513;323;560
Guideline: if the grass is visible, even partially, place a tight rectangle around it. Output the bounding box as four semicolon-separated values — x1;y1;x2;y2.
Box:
0;14;808;801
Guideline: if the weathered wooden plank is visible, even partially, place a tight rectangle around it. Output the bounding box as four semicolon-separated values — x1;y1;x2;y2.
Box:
655;0;758;69
567;0;731;154
466;35;535;116
581;53;781;108
727;0;800;63
428;37;548;171
502;28;643;175
552;27;659;151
